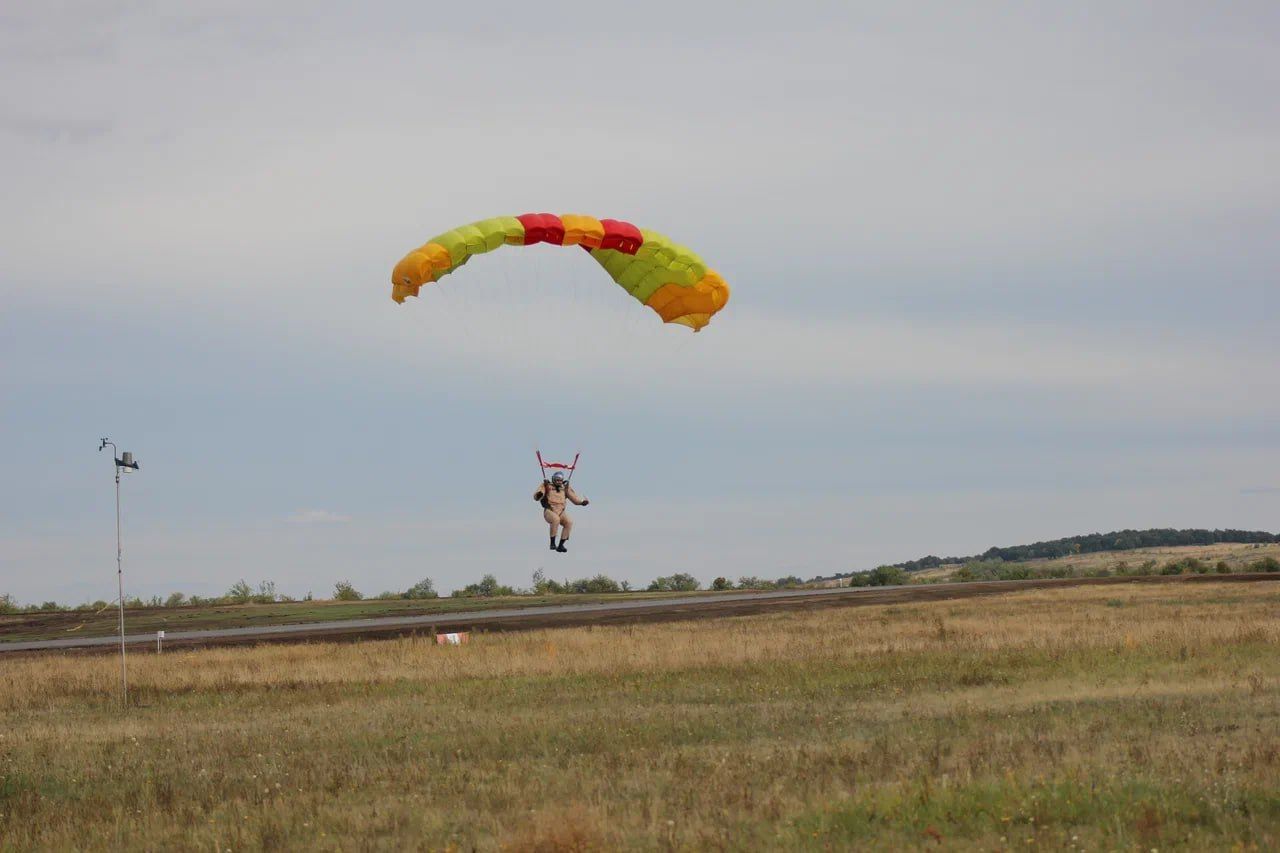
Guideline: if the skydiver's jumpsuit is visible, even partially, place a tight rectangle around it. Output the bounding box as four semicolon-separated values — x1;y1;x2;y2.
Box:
534;481;587;541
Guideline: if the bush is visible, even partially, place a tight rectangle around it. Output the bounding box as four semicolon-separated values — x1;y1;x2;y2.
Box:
333;580;364;601
954;561;999;582
712;577;730;591
252;581;279;604
647;573;700;592
843;565;913;586
532;569;565;595
452;574;515;598
572;575;622;594
1215;560;1231;574
226;579;253;604
530;573;624;595
1160;561;1184;575
736;577;775;590
164;592;187;607
774;576;804;589
868;565;908;587
1253;556;1280;573
404;578;438;599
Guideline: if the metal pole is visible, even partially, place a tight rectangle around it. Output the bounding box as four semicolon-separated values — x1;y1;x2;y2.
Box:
116;465;127;707
98;437;131;708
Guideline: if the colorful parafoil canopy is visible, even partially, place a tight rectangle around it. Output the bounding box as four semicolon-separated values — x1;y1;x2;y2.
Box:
390;213;729;331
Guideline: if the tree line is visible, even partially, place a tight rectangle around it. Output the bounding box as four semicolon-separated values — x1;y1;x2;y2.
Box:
0;571;813;613
946;554;1280;583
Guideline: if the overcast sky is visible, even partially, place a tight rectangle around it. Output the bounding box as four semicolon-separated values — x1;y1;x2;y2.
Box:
2;2;1277;603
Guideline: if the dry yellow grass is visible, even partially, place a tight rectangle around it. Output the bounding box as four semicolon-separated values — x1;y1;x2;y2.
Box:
1;581;1278;850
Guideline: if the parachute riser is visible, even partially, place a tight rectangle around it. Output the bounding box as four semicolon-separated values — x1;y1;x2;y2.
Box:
536;451;580;486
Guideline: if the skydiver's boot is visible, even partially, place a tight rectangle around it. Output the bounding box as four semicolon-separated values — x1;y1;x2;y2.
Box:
556;539;568;553
550;536;557;551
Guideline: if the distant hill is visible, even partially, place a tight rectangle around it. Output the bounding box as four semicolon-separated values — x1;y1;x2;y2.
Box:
817;528;1280;581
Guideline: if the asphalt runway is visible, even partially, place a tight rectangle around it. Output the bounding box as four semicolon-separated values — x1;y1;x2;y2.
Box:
3;573;1275;654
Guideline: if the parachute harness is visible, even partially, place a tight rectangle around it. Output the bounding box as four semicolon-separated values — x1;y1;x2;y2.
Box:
537;451;580;489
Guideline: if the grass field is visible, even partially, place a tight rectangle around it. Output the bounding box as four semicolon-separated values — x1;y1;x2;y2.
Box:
1;581;1277;850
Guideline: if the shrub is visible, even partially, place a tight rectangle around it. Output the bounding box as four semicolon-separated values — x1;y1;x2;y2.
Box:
647;573;700;592
774;576;804;589
333;580;363;601
1215;560;1231;574
164;592;187;607
1160;561;1183;576
452;574;515;598
226;579;253;604
252;581;279;604
954;561;998;582
532;571;565;595
404;578;438;599
736;577;775;590
868;565;908;587
1253;556;1280;573
571;575;621;594
712;577;730;591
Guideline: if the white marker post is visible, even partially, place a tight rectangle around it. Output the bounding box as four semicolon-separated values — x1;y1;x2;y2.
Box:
156;630;165;653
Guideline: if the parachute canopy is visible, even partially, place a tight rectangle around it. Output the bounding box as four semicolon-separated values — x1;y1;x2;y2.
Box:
391;213;729;331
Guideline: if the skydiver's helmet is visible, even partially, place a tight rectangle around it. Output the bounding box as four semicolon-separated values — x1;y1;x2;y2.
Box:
550;472;566;487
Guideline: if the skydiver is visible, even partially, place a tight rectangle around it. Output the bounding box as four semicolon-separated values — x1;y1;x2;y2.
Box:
534;471;589;552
